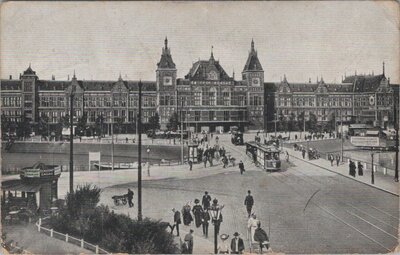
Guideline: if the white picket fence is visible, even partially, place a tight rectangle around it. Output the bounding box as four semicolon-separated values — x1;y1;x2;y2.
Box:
35;218;109;254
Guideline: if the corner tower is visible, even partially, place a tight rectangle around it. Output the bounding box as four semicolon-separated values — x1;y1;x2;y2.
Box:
242;39;264;86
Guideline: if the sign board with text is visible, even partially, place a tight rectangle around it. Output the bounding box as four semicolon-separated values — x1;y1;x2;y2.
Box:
350;136;380;147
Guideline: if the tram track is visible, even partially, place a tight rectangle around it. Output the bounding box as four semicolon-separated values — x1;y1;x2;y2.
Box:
223;141;398;252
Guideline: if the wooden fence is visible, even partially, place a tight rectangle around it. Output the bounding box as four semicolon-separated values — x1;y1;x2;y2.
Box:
35;218;109;254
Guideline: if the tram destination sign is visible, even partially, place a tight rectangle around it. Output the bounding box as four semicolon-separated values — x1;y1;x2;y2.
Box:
350;136;380;147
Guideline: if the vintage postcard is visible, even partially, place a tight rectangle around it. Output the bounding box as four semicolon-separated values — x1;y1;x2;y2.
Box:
0;1;399;254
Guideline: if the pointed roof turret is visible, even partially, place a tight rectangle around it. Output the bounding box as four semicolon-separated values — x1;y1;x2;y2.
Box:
157;37;176;69
382;61;385;76
243;39;263;72
210;46;215;62
23;63;37;76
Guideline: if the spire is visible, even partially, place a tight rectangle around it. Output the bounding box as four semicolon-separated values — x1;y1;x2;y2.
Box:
73;70;76;80
164;36;168;49
232;69;235;80
210;46;215;62
320;76;324;83
283;74;287;82
251;38;255;52
118;72;122;81
317;76;319;83
383;61;385;76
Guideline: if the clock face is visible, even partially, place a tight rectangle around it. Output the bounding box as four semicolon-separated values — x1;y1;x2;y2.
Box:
369;95;375;106
252;77;260;86
163;76;172;86
207;71;218;81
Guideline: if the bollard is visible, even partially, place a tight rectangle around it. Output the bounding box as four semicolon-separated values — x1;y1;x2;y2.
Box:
66;234;69;242
96;245;99;254
383;167;387;175
347;158;350;163
364;162;367;170
81;239;84;248
50;229;53;237
373;165;377;172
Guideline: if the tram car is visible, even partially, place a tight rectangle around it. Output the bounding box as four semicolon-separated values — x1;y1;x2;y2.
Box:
246;141;281;171
231;131;244;145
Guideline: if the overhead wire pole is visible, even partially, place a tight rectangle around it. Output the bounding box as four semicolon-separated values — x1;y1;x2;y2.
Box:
180;96;184;165
111;91;114;171
69;85;76;193
394;98;399;182
137;80;143;221
341;109;344;162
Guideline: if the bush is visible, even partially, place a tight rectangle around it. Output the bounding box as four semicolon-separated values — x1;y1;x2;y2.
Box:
65;184;101;219
48;203;179;254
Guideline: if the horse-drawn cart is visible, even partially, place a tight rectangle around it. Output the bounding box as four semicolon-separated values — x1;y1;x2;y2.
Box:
112;194;128;206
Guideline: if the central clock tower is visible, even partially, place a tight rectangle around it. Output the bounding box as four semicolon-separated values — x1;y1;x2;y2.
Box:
242;39;264;86
156;37;177;91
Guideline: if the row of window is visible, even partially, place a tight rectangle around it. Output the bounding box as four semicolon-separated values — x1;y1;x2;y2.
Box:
1;97;21;107
2;110;21;116
278;97;353;107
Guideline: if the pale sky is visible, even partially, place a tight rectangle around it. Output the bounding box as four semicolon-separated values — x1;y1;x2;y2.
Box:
1;1;399;83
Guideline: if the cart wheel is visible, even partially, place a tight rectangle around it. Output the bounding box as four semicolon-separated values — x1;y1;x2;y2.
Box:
114;199;119;206
122;198;127;205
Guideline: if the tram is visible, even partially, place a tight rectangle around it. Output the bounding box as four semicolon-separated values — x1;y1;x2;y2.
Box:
246;141;281;171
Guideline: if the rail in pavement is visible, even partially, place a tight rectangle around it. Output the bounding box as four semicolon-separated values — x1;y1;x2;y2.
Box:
284;146;399;196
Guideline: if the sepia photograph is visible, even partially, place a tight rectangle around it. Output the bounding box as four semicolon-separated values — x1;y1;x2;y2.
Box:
0;1;399;254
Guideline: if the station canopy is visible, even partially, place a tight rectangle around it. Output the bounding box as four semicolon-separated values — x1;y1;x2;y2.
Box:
2;179;41;192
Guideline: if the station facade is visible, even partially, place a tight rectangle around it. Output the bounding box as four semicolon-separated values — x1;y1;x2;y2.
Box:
0;38;396;133
0;38;265;133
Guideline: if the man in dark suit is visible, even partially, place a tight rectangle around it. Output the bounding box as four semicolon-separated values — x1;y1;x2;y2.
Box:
127;189;134;207
169;208;181;236
244;190;254;218
230;232;245;254
202;191;212;209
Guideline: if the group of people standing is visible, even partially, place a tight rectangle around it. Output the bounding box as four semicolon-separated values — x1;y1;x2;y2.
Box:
349;160;363;177
328;153;342;166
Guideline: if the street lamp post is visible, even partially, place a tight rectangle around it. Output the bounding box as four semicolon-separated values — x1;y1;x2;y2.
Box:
69;84;76;193
371;152;375;184
340;110;344;163
137;80;143;221
146;147;150;177
394;101;399;182
209;201;223;254
180;96;184;164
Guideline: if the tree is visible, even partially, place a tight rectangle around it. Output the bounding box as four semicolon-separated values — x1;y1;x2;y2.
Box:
297;111;305;131
95;114;105;137
166;112;179;131
277;112;287;132
288;113;296;131
55;119;63;140
1;114;10;136
76;112;88;136
327;112;336;132
61;114;70;128
148;113;160;132
16;116;31;139
115;117;124;134
38;114;50;137
307;113;318;132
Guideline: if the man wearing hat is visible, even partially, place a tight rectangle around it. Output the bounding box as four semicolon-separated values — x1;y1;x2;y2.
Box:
184;229;194;254
202;191;212;209
244;190;254;218
230;232;245;254
170;208;181;236
218;234;230;254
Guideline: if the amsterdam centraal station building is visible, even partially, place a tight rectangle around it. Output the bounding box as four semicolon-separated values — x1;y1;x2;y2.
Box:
0;38;396;133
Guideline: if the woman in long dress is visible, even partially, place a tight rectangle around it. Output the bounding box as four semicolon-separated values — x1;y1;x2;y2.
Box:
247;214;260;243
182;202;193;226
192;199;203;228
